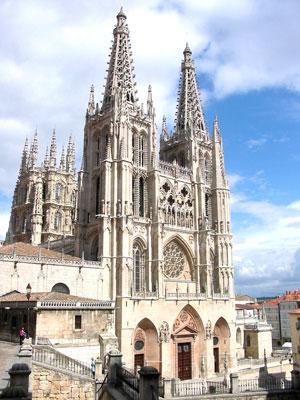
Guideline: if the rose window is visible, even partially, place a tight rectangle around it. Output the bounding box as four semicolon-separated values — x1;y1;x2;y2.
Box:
163;242;185;278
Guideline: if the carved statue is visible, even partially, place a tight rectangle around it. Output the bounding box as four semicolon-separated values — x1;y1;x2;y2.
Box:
159;321;170;343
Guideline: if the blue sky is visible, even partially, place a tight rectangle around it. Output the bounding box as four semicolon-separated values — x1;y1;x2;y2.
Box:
1;0;300;297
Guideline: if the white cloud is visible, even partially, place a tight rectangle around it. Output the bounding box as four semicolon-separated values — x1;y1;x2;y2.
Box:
0;212;9;240
0;0;299;198
232;190;300;296
246;138;267;149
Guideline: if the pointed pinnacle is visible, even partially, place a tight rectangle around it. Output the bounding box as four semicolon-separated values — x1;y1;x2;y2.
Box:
184;42;192;54
117;6;126;19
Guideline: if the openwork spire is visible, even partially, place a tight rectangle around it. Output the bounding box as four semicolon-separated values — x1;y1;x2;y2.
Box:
101;8;137;111
174;44;208;140
28;130;38;169
19;137;29;175
49;129;57;168
212;115;227;188
87;84;95;116
60;146;65;170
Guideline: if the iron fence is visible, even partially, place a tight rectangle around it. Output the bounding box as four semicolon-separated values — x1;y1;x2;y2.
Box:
116;365;139;400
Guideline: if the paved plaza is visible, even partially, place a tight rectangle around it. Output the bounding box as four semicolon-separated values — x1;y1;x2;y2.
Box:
0;341;19;393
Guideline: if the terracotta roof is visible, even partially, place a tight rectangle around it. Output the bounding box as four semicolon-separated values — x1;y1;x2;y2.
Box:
0;242;80;261
236;303;262;310
0;291;100;303
263;290;300;306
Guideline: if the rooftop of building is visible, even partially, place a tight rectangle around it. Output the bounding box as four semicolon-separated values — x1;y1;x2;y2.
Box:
235;294;256;302
263;290;300;306
0;242;80;261
0;291;99;303
236;303;262;310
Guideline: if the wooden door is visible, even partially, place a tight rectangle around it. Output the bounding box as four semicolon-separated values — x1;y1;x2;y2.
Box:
134;354;144;374
213;347;219;373
177;343;192;380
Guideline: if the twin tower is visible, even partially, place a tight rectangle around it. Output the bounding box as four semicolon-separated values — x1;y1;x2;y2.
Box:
7;8;233;302
7;8;235;377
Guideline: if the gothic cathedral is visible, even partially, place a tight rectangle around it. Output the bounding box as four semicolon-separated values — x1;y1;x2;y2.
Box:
75;9;236;378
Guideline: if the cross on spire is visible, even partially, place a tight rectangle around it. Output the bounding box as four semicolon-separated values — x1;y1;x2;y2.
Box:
174;45;208;140
101;8;138;111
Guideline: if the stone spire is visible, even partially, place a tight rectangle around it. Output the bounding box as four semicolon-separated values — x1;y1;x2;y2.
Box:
212;116;227;189
49;129;57;168
101;7;138;111
44;146;49;168
161;115;169;142
19;137;29;176
66;136;75;172
147;84;153;116
60;146;65;170
87;84;95;116
28;130;38;169
174;44;208;140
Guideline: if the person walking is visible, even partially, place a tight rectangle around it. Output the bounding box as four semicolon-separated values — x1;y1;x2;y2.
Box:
19;327;26;345
90;357;96;378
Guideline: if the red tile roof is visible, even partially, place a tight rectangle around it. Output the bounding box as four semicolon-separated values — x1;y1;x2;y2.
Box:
263;290;300;306
0;242;80;261
0;291;100;303
236;303;262;310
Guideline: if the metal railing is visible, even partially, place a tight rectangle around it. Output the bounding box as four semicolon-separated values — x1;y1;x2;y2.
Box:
33;345;93;379
239;377;292;392
172;379;229;397
116;365;139;400
96;374;108;400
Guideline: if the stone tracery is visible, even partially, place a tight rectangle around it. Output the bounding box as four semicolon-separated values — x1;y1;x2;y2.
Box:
160;182;193;228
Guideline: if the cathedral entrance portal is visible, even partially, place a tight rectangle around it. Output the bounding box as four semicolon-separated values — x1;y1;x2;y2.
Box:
177;343;192;380
172;306;205;379
133;319;160;372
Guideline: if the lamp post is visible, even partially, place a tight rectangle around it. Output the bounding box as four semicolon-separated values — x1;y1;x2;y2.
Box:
26;283;31;339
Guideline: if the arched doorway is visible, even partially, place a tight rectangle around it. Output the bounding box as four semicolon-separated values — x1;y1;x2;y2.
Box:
51;283;70;294
133;319;160;373
172;305;205;380
213;317;231;374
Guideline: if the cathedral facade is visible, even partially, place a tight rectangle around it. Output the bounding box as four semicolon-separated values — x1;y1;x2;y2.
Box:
75;9;236;378
6;131;77;245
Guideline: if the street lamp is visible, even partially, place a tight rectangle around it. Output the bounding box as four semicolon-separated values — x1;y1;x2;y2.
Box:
26;283;31;338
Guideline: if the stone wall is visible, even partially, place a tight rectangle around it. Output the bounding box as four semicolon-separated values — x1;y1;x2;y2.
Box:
32;363;94;400
36;308;110;344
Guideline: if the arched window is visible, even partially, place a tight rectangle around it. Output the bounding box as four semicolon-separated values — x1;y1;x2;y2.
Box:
132;175;136;215
51;283;70;294
139;136;144;166
95;176;100;215
54;212;62;231
139;177;144;217
204;157;210;185
133;243;145;292
55;183;63;202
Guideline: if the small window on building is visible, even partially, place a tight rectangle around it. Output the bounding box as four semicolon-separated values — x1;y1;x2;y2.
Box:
75;315;82;330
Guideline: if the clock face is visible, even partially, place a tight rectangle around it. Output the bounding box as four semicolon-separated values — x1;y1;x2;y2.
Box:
134;340;144;351
213;336;219;346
